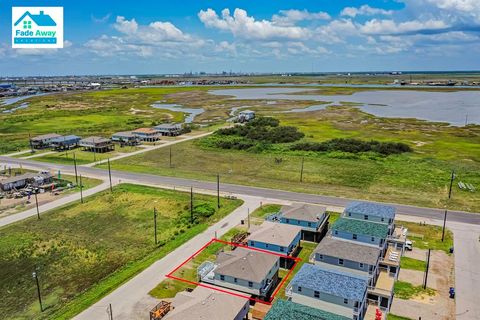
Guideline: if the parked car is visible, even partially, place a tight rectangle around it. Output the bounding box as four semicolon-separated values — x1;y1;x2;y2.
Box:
405;240;413;251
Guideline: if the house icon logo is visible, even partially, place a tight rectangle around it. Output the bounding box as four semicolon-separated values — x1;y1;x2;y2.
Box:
12;7;63;49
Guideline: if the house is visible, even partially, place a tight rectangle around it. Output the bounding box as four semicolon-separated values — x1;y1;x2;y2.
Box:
198;247;279;298
344;202;396;226
312;236;381;286
30;133;62;149
0;171;53;191
132;128;161;142
286;264;368;320
111;132;140;146
162;286;249;320
50;135;81;151
277;204;329;242
79;136;114;153
154;123;183;136
247;221;301;267
14;10;57;28
238;110;255;122
331;218;389;251
265;299;350;320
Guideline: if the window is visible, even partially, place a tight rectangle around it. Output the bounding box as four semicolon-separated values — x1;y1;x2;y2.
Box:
353;234;357;240
344;298;348;304
314;291;320;298
334;230;338;235
307;222;312;227
371;237;375;242
364;215;368;220
339;259;344;265
381;218;385;222
234;278;238;283
220;275;225;281
248;282;253;288
280;247;284;252
266;244;269;248
250;241;255;246
298;287;302;292
297;220;300;225
319;254;323;260
360;263;364;268
348;212;352;217
286;219;290;223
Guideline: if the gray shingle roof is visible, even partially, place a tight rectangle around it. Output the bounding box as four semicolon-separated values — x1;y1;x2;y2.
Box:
280;204;326;222
31;133;62;141
290;264;367;301
313;236;380;265
215;247;278;283
332;217;389;239
248;221;301;247
265;299;350;320
345;201;396;219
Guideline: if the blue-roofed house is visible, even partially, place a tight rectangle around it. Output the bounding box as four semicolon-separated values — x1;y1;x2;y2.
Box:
277;204;329;242
14;10;57;28
286;263;368;320
344;201;396;226
265;299;351;320
50;135;81;151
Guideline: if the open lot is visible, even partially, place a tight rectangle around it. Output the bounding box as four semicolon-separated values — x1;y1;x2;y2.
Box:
0;183;242;320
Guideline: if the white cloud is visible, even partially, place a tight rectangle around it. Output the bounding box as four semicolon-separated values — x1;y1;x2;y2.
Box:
198;8;309;40
314;19;358;43
114;16;138;35
359;19;449;35
341;5;394;18
91;13;111;23
272;9;330;26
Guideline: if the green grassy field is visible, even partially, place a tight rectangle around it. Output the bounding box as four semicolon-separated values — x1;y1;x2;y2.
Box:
394;281;436;300
398;221;454;253
0;184;242;320
400;257;427;271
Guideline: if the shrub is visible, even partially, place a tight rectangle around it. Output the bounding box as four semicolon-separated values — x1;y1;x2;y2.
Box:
291;138;411;155
193;203;216;218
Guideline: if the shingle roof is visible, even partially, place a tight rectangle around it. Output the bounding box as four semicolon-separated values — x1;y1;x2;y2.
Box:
112;131;135;138
215;247;278;283
345;201;396;219
155;123;182;130
332;217;389;239
31;133;62;141
281;204;326;222
132;127;159;134
0;172;52;184
79;136;111;144
248;221;301;247
264;299;350;320
290;264;367;301
164;286;247;320
313;236;380;265
50;135;80;143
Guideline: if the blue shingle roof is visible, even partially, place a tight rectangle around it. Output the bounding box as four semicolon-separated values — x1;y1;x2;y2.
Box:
51;135;81;143
265;299;351;320
345;201;396;219
290;264;367;301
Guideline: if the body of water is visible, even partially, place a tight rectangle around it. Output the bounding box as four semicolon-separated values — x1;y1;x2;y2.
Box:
151;103;205;123
210;88;480;126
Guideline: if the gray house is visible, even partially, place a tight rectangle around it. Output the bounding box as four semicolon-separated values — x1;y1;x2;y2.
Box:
163;286;249;320
30;133;62;149
198;247;279;298
154;123;182;136
277;204;329;242
312;236;381;286
79;136;115;153
111;132;140;146
286;263;368;320
0;171;53;191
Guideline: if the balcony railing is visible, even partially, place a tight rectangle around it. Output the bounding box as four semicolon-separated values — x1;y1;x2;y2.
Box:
260;278;274;295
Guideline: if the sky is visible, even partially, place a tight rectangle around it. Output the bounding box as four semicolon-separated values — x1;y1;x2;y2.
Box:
1;0;480;76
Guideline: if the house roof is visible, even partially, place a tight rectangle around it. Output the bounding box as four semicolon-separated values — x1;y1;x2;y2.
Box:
112;131;135;138
0;172;52;184
132;127;158;134
313;236;380;265
281;204;326;222
14;11;57;27
215;247;278;283
164;286;247;320
50;135;80;143
79;136;111;145
345;201;396;219
248;221;301;247
332;217;389;239
155;123;182;130
264;299;350;320
290;264;367;301
31;133;62;141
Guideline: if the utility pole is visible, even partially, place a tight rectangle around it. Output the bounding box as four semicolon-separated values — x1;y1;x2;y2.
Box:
93;137;96;162
154;207;158;245
190;187;194;224
32;266;43;312
423;249;431;289
28;132;34;153
300;157;304;182
169;146;172;168
34;192;40;220
73;153;78;185
108;303;113;320
448;170;455;200
442;209;448;242
107;159;113;192
247;208;250;229
465;114;468;126
79;174;84;204
217;174;220;209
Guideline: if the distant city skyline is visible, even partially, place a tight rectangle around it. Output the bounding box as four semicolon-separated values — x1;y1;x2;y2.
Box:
1;0;480;76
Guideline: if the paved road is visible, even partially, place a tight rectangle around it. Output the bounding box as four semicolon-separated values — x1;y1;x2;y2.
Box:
2;156;479;225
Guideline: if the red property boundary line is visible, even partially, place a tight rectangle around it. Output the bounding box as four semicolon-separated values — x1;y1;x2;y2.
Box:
165;238;301;305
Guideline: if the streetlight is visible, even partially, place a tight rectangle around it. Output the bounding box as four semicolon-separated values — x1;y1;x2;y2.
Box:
32;268;43;312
